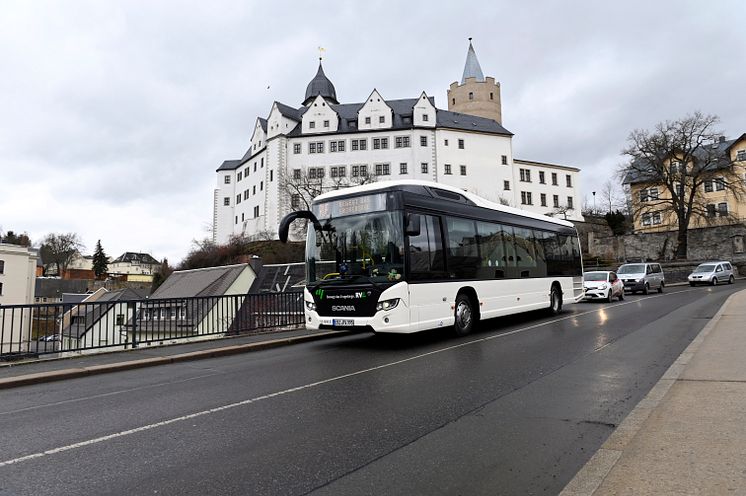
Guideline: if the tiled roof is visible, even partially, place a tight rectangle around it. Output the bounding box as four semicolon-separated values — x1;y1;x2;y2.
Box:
111;252;160;265
151;264;250;299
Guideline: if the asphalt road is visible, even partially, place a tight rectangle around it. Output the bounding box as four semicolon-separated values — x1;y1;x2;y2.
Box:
0;282;742;496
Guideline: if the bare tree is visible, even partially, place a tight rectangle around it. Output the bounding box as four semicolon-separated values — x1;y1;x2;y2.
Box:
41;232;84;276
598;179;626;214
621;112;745;259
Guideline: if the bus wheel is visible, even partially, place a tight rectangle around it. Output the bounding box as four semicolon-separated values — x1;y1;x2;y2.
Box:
454;293;475;336
548;285;563;315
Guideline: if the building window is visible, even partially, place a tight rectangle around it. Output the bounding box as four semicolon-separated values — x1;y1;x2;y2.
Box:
519;168;531;182
365;116;371;124
270;170;273;182
330;141;337;152
704;180;713;193
223;197;230;206
252;185;256;195
444;139;449;146
293;143;301;154
566;174;572;187
375;163;390;176
261;157;264;168
420;136;428;147
329;140;344;152
0;260;4;275
539;171;545;184
521;191;533;205
352;165;359;177
373;138;381;150
309;121;316;129
291;194;300;209
241;213;244;222
236;194;241;204
567;197;574;209
458;139;464;149
323;120;329;128
309;142;316;154
503;180;510;191
444;164;452;175
293;169;301;180
551;173;558;186
260;181;263;191
400;163;408;174
718;202;729;216
715;177;726;191
245;167;249;176
468;92;474;100
254;206;260;218
737;150;746;161
553;195;559;208
379;116;385;124
501;155;508;165
490;92;494;100
395;136;411;148
642;213;651;226
460;165;467;176
244;190;249;200
381;137;389;149
254;163;257;172
235;216;238;225
224;175;231;184
422;114;429;122
351;140;359;151
540;193;547;207
237;172;242;181
338;165;346;177
360;164;368;177
421;163;428;174
707;204;717;217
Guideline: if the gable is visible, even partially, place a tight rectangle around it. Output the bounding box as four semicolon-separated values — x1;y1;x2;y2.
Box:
357;89;393;130
301;95;339;134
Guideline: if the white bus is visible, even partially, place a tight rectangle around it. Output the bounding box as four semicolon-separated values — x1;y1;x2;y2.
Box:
279;180;584;335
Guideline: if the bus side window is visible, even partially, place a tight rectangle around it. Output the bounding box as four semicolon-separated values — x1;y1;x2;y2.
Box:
476;221;505;279
408;214;445;279
445;217;479;279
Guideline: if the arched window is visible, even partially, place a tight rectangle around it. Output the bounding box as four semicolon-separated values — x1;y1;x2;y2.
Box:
468;92;474;100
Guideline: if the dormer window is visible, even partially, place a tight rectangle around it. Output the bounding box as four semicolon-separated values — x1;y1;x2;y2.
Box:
365;117;371;124
309;121;316;129
323;120;329;128
379;116;385;124
423;114;429;122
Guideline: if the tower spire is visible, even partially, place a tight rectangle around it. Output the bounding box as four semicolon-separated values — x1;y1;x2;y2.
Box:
461;38;485;84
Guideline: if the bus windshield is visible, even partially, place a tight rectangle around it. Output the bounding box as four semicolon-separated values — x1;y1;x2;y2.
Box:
306;211;405;285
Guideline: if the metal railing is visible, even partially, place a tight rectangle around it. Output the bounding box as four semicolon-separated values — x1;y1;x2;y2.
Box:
0;292;304;361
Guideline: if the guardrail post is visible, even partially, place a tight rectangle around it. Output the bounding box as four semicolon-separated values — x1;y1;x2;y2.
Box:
129;301;138;348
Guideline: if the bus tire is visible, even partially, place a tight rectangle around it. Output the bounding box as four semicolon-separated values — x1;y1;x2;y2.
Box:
548;284;563;315
454;293;476;336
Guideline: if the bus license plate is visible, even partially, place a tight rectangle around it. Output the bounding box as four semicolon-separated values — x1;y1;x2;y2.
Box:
332;319;354;326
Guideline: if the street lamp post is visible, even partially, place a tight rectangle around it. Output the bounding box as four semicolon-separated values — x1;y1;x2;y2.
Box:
592;191;596;214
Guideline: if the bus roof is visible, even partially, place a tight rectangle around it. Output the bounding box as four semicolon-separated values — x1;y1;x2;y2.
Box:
313;179;575;228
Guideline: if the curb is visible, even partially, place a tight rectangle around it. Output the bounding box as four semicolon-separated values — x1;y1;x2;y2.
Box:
559;289;741;496
0;331;345;391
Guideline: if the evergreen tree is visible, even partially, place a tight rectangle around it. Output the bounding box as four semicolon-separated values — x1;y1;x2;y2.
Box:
92;240;108;279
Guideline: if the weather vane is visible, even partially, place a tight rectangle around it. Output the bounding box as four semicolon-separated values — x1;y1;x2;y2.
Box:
318;46;326;60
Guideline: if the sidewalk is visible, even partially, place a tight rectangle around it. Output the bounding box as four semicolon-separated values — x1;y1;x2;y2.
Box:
0;327;347;390
561;288;746;495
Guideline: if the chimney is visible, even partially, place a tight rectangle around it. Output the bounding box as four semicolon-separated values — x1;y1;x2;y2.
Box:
719;135;726;143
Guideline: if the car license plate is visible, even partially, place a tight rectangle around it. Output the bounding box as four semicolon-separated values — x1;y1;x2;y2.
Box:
332;319;354;326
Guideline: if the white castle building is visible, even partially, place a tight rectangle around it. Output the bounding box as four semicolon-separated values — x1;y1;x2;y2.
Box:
212;40;583;243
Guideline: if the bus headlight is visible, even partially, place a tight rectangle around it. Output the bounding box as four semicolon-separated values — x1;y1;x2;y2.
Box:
305;300;316;311
376;298;400;312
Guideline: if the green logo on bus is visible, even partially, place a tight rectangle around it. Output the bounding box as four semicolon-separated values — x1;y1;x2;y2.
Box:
314;289;325;300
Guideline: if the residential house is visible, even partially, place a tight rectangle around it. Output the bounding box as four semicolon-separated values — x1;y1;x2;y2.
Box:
0;243;38;354
109;252;161;282
624;134;746;232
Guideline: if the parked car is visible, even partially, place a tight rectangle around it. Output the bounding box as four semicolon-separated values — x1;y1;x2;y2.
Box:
688;261;735;286
617;262;665;294
583;271;625;302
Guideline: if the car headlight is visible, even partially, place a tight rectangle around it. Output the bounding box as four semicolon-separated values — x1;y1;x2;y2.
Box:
305;300;316;311
376;298;400;312
599;284;608;290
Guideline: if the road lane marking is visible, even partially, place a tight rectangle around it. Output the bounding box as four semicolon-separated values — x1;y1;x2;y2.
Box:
0;287;704;468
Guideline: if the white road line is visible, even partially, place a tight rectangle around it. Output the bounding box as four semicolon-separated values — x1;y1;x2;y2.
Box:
0;288;699;468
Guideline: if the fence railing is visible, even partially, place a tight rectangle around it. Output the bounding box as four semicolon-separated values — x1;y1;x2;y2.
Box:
0;292;304;361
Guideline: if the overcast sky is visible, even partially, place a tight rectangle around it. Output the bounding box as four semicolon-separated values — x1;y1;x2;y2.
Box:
1;0;744;264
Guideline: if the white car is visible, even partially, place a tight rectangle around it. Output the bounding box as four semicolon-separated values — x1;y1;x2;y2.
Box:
583;271;625;302
688;261;735;286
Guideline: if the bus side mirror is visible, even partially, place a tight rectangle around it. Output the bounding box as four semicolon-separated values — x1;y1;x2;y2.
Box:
278;210;322;243
405;214;421;236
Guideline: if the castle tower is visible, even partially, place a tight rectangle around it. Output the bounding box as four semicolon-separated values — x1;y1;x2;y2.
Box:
447;39;502;124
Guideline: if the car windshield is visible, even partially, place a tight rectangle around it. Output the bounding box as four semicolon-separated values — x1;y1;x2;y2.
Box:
694;264;716;273
584;272;608;281
617;264;645;274
306;211;405;285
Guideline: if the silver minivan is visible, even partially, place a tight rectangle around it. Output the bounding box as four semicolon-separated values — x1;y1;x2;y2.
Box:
617;262;665;294
688;261;735;286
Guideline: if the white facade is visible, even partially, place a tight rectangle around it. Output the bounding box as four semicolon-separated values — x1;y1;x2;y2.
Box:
212;50;584;243
0;243;38;353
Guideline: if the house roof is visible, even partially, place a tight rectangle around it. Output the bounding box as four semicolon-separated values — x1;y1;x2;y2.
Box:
249;262;305;293
35;278;91;298
151;263;250;299
217;159;242;171
623;137;738;185
514;158;581;172
303;61;338;105
258;117;267;133
111;252;160;265
62;288;145;339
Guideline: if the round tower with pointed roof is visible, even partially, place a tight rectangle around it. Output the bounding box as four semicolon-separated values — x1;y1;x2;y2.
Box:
447;39;502;124
303;59;338;106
